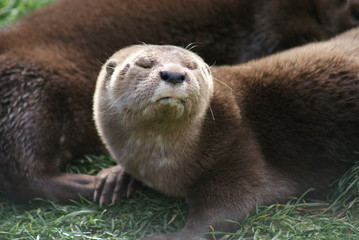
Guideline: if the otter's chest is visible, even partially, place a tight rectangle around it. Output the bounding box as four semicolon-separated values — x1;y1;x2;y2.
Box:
118;136;189;197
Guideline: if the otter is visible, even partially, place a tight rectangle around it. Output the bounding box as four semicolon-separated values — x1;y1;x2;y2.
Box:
93;28;359;239
1;0;358;202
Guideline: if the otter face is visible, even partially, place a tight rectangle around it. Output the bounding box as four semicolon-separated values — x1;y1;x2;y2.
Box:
97;45;213;130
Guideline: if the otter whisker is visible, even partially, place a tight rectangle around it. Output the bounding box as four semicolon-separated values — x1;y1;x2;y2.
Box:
107;99;120;112
107;94;124;112
96;58;106;66
197;95;215;122
213;77;234;92
185;42;203;51
208;104;215;122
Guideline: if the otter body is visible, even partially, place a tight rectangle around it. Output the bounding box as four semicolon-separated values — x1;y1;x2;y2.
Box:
1;0;358;202
94;29;359;239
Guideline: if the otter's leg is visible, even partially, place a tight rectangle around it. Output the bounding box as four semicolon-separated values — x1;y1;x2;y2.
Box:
28;173;95;202
1;135;97;203
140;167;296;240
0;65;101;202
94;165;142;206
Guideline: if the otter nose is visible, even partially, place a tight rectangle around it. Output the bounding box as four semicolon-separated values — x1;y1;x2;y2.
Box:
160;71;187;84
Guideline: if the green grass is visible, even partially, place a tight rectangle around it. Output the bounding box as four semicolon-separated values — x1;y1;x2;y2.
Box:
0;1;358;239
0;0;53;27
0;156;357;240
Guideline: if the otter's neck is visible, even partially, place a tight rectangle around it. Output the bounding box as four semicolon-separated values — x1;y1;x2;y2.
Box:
117;115;205;197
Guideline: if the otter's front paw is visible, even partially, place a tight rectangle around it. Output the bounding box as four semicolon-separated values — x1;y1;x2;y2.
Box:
94;165;141;206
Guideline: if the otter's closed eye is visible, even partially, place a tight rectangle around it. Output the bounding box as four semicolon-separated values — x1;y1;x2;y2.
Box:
135;57;154;68
106;61;117;76
185;61;198;70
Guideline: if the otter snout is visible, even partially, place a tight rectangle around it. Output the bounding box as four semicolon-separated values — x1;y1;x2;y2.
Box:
160;71;187;84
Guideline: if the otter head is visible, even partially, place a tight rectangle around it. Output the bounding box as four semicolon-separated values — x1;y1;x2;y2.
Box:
94;45;213;133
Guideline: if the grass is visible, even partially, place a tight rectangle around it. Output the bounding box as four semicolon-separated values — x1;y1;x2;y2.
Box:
0;0;52;27
0;1;358;239
0;157;358;240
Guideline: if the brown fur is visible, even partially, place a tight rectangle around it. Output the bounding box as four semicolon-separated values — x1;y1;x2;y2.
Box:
94;28;359;239
0;0;358;202
315;0;359;34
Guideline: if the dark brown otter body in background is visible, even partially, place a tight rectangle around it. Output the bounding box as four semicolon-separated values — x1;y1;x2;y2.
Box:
95;30;359;240
0;0;358;202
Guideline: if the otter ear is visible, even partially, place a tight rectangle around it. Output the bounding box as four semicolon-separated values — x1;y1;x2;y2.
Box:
106;60;117;77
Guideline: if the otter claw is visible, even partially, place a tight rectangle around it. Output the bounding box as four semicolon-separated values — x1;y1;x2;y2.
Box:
94;165;140;206
127;177;142;198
